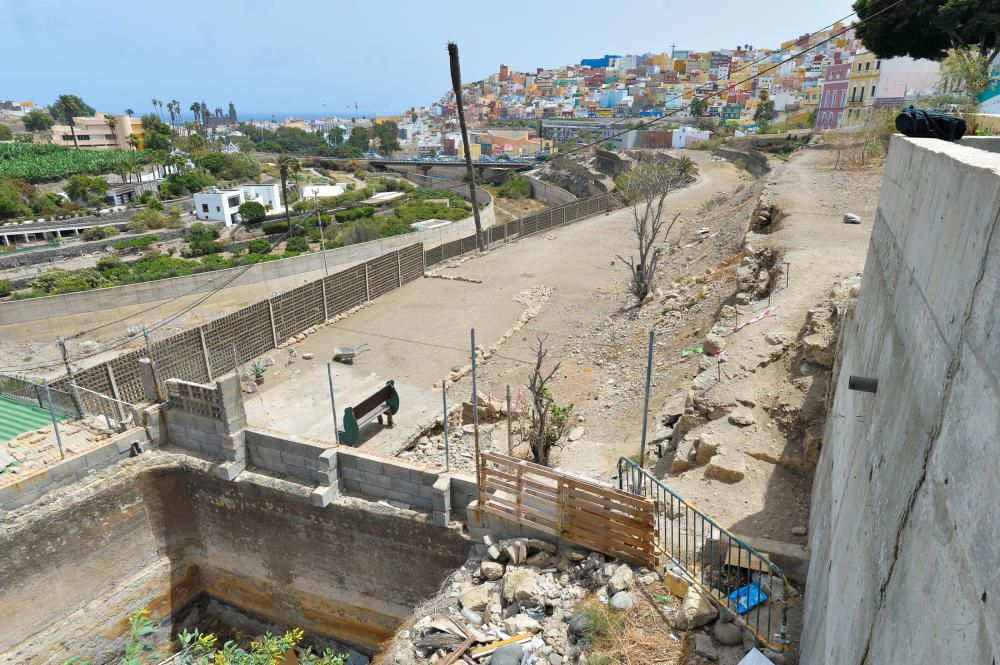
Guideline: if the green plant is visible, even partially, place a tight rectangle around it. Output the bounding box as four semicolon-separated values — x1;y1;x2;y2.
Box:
81;225;119;241
250;361;267;379
113;235;157;252
0;143;148;183
0;279;13;297
238;200;266;223
496;173;533;199
247;238;271;255
284;235;309;256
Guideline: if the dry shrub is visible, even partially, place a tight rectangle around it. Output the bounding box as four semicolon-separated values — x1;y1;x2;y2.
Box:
578;591;693;665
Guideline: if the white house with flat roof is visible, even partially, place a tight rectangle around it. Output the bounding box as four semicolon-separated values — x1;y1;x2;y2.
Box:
239;183;282;211
194;188;244;225
300;183;347;199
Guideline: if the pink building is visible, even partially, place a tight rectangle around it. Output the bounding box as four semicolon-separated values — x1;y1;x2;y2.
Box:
815;61;852;130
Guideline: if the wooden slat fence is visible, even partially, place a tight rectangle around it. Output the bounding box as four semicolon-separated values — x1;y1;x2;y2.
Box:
479;452;656;566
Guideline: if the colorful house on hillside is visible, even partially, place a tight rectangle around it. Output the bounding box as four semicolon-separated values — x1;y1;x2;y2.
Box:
816;61;852;130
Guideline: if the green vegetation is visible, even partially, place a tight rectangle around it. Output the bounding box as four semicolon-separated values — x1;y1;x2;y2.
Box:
81;225;119;241
854;0;1000;65
247;238;271;254
238;200;266;222
47;94;95;124
159;169;215;197
113;235;157;252
22;110;54;132
0;125;12;141
64;174;109;204
372;120;401;155
284;235;309;256
196;151;261;181
334;205;376;222
0;178;82;220
182;222;223;257
67;608;347;665
494;173;533;199
0;279;13;297
0;143;149;183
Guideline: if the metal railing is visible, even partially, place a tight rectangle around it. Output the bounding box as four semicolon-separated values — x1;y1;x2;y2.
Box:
0;373;77;419
618;456;792;652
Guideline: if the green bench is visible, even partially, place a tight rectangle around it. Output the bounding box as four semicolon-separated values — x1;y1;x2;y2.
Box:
338;380;400;445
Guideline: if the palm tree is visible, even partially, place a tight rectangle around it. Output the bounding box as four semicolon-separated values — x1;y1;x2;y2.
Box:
158;100;165;121
151;99;161;119
126;133;140;152
189;102;201;127
674;155;698;177
170;99;180;128
125;108;134;119
106;114;119;147
276;154;301;232
52;95;84;149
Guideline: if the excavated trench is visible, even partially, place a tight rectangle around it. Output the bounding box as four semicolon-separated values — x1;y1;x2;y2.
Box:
0;463;470;664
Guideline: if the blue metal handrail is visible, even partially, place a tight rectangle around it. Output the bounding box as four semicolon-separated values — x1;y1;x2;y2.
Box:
618;456;792;652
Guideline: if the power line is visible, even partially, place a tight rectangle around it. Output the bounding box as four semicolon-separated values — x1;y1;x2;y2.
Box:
1;2;902;374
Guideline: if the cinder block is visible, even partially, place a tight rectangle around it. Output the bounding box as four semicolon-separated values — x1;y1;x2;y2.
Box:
361;472;392;489
342;478;362;492
390;477;421;497
318;448;338;472
384;463;414;480
340;466;364;482
355;456;384;474
311;482;340;507
214;459;245;481
432;511;449;527
263;460;287;474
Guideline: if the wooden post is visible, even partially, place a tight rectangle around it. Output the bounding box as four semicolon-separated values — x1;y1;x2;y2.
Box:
267;298;279;348
198;327;212;379
506;384;513;455
471;328;481;492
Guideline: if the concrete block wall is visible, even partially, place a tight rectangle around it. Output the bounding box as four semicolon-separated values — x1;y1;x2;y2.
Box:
337;448;451;524
163;375;246;470
802;137;1000;665
245;428;335;486
0;427;149;511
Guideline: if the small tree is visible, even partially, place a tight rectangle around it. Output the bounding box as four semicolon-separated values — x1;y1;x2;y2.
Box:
239;200;266;223
614;161;687;302
522;336;573;466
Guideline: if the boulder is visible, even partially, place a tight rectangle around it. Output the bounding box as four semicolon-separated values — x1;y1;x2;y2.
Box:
802;333;835;368
694;434;721;464
481;561;505;581
694;633;719;661
567;609;593;640
606;565;634;594
706;454;746;483
728;409;755;427
502;568;541;605
675;586;718;629
713;620;743;646
610;591;634;611
460;583;495;612
703;333;726;355
491;643;525;665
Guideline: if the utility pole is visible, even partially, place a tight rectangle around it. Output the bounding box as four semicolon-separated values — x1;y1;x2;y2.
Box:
448;42;485;253
57;336;84;419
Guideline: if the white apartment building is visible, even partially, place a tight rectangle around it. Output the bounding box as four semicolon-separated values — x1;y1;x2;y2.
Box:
194;188;244;226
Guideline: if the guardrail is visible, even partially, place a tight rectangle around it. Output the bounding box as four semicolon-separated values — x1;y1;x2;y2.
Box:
0;373;77;420
617;456;792;652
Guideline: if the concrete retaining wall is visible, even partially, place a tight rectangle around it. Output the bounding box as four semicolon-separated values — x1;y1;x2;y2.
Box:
245;427;334;486
0;461;471;663
802;136;1000;664
713;147;771;176
525;174;577;205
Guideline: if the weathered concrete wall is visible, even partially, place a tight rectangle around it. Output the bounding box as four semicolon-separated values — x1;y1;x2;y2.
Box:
802;136;1000;665
713;147;771;176
0;458;471;663
525;174;577;206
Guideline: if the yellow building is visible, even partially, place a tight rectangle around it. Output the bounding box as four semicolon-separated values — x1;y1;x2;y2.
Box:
845;51;881;126
800;85;823;115
50;113;144;150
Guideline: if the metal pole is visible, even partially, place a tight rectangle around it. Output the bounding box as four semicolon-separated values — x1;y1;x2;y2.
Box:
58;336;84;418
506;384;512;455
717;351;722;382
327;363;340;443
316;194;329;276
785;261;790;289
442;381;450;471
43;379;65;460
638;331;655;471
471;328;481;490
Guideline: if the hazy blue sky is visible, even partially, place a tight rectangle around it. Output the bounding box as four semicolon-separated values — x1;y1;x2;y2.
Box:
0;0;856;118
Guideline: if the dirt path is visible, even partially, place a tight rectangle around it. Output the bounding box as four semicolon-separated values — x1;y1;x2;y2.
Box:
247;152;750;464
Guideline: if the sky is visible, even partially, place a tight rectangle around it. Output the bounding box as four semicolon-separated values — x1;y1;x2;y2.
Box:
0;0;856;119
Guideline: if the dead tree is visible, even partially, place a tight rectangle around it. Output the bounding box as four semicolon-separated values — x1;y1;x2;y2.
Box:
523;336;573;466
615;161;686;302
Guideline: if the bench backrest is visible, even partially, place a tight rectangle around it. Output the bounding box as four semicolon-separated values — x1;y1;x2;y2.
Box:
353;385;393;419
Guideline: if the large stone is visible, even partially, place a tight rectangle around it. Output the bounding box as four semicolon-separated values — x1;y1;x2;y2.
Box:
606;564;634;594
703;333;726;355
481;561;505;581
694;434;721;464
705;454;746;483
713;620;743;646
675;586;718;629
610;591;634;611
502;568;541;605
491;643;525;665
694;633;719;661
505;613;542;635
664;570;689;598
568;609;593;640
460;583;495;612
728;408;756;427
802;333;834;368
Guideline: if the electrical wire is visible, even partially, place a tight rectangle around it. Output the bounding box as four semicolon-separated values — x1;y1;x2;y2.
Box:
0;0;904;374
